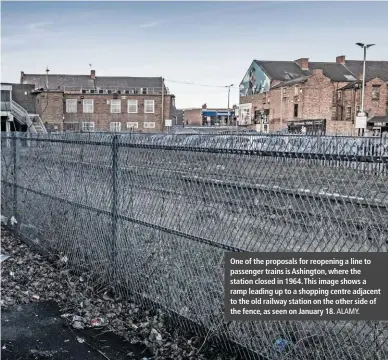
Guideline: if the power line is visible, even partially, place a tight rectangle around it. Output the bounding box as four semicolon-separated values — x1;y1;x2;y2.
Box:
164;79;238;89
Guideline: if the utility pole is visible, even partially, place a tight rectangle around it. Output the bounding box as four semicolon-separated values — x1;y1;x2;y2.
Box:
355;43;375;136
226;84;233;126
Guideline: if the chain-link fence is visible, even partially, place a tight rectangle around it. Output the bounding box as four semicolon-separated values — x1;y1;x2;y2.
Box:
1;132;388;360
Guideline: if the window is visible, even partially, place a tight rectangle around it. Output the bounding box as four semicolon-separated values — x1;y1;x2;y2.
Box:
127;100;138;113
331;106;337;120
144;122;155;129
141;88;148;95
127;122;139;129
81;122;94;132
346;106;352;120
110;122;121;132
372;85;380;100
294;85;299;96
66;99;77;113
83;99;94;113
337;91;342;101
293;104;299;118
110;99;121;113
144;100;155;113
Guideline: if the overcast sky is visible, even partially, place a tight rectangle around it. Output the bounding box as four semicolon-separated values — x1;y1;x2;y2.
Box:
1;1;388;109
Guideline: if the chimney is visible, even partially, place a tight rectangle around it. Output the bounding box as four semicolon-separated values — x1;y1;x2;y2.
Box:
90;70;96;79
45;66;50;89
20;71;25;83
336;55;346;64
295;58;309;70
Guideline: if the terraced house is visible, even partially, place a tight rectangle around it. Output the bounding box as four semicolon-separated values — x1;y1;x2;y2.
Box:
239;56;388;136
17;69;175;133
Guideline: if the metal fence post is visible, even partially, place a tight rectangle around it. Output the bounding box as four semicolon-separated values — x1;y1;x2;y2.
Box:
12;132;20;234
112;135;119;283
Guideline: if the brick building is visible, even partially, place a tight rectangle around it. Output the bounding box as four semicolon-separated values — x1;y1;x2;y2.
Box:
184;107;236;126
20;70;175;132
239;56;388;135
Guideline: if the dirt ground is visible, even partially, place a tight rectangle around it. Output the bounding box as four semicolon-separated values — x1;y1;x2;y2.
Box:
0;227;238;360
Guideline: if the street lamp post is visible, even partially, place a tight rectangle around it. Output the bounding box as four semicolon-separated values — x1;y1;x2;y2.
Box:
226;84;233;126
355;43;375;136
355;43;375;114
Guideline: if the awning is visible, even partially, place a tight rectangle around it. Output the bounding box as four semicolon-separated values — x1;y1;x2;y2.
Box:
202;111;217;117
367;116;388;126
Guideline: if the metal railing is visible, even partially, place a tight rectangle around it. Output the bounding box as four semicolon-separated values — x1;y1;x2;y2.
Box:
1;132;388;360
10;100;47;134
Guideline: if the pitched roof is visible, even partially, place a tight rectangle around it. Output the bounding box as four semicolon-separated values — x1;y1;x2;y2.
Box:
254;59;388;83
254;60;309;81
309;62;358;82
22;74;94;90
338;81;362;90
21;73;163;90
270;76;309;89
343;61;388;82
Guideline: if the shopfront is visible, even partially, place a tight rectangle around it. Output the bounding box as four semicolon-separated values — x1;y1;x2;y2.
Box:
287;119;326;135
202;109;235;126
367;116;388;137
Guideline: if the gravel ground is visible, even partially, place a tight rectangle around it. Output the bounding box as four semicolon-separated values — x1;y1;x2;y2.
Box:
0;227;239;360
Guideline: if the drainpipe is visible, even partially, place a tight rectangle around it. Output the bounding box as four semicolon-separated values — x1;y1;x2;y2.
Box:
280;87;283;131
161;77;164;132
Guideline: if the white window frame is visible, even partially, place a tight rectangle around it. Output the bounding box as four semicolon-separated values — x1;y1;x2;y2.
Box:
144;122;156;129
81;122;95;132
66;99;77;113
110;122;121;132
144;99;155;114
127;99;138;113
83;99;94;113
127;122;139;129
110;99;121;113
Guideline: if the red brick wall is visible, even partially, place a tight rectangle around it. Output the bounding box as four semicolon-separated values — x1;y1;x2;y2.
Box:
363;79;387;117
35;91;64;131
184;108;202;126
36;91;173;132
239;70;388;135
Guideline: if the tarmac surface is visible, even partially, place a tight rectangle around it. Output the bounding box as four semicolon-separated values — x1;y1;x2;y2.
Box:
1;301;152;360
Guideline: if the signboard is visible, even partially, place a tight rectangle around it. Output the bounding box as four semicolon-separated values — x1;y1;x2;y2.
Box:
239;103;252;126
165;119;172;127
288;119;325;127
373;122;387;127
355;116;367;129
